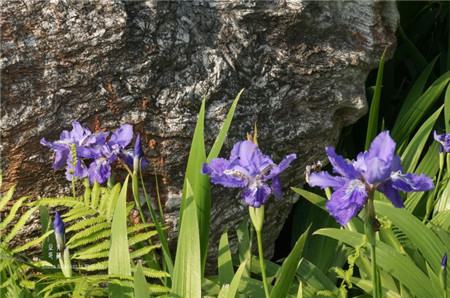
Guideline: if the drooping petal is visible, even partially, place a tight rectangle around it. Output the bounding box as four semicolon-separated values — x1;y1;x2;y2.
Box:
242;184;271;208
271;175;282;199
390;172;434;192
325;179;368;226
65;157;88;181
202;158;247;188
366;131;396;162
434;131;450;152
88;159;111;184
308;171;347;190
265;153;297;179
377;181;404;208
109;124;133;148
326;147;359;179
53;148;70;170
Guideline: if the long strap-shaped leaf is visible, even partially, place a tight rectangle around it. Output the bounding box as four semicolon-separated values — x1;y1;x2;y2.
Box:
270;226;310;298
171;181;201;298
108;176;132;276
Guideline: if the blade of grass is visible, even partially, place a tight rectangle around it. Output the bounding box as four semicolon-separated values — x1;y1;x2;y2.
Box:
365;49;386;150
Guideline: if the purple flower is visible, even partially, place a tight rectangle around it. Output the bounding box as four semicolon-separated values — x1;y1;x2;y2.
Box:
53;211;65;251
202;140;296;207
434;131;450;153
442;253;448;270
41;121;108;180
86;124;133;184
308;131;434;225
121;134;149;171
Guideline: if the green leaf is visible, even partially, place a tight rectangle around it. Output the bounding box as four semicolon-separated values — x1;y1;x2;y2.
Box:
0;184;16;212
404;142;440;212
134;262;150;298
374;201;447;274
296;258;337;294
270;226;310;298
400;106;443;173
236;220;252;278
365;49;386;150
291;187;327;211
218;230;234;285
108;175;131;276
218;260;248;298
315;228;434;297
207;89;244;161
392;71;450;145
180;97;210;274
12;230;53;253
2;207;37;245
445;79;450;132
171;182;201;298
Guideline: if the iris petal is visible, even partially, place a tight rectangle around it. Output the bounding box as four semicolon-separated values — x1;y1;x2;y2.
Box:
110;124;133;148
377;181;404;207
265;153;297;179
202;159;247;188
326;147;359;179
390;172;434;192
242;184;271;208
326;179;368;226
366;131;396;162
308;171;347;190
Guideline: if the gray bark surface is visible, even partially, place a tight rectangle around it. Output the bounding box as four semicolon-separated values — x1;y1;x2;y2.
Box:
1;1;398;261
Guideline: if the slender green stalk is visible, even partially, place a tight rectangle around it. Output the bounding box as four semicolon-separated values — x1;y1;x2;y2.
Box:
424;165;443;222
139;163;174;275
249;206;270;298
364;192;381;298
256;229;270;298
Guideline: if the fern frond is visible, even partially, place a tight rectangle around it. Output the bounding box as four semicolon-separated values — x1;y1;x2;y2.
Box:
130;244;161;259
72;278;88;297
2;207;37;245
63;207;97;222
36;198;81;207
72;250;109;260
148;284;170;294
73;240;111;256
67;229;111;249
66;222;110;245
66;216;106;233
139;266;170;279
0;196;28;231
127;223;155;234
0;184;15;212
12;230;54;253
129;231;158;246
78;261;108;272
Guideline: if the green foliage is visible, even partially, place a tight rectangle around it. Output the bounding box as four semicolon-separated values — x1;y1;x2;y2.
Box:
0;183;52;297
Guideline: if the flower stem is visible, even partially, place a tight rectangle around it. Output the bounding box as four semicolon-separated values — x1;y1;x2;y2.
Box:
424;165;443;222
365;192;381;298
249;206;270;298
256;229;270;298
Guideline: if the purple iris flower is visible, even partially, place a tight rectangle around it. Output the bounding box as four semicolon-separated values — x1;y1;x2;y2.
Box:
308;131;434;225
434;131;450;153
53;211;65;251
40;121;108;180
86;124;133;184
202;140;297;207
121;134;149;171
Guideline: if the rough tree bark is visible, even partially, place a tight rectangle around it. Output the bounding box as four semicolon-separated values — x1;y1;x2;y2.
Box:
1;0;398;261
